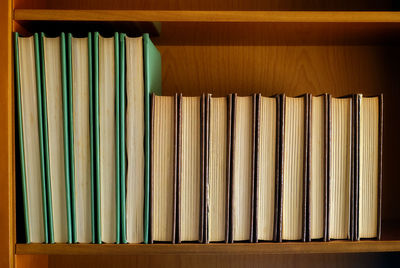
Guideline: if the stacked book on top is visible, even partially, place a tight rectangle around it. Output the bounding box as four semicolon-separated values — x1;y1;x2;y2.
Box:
15;32;383;244
152;93;383;243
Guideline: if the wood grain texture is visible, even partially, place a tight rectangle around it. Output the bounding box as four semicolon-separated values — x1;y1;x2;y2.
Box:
13;0;398;11
47;253;400;268
15;255;48;268
15;240;400;255
0;0;13;266
9;1;400;268
157;44;400;224
158;45;398;97
15;21;400;46
14;10;400;23
154;22;400;45
13;34;400;263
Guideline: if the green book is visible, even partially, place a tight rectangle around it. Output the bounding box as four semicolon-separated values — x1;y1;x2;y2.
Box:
94;32;120;244
40;33;72;244
119;33;127;244
120;33;161;244
14;32;49;244
143;33;162;244
67;33;95;244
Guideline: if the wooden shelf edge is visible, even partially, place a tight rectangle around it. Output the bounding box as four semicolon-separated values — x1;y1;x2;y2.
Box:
14;10;400;23
15;241;400;255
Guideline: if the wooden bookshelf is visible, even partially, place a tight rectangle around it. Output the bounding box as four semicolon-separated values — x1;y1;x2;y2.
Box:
13;220;400;255
3;0;400;267
14;10;400;45
13;241;400;255
14;10;400;22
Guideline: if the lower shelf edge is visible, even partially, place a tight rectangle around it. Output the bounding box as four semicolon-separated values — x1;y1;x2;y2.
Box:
15;241;400;255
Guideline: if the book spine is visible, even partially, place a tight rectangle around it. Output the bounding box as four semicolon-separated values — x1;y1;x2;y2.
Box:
14;33;31;244
307;94;312;242
176;93;182;244
143;34;162;244
253;94;261;243
228;94;237;243
350;94;360;241
251;94;259;243
377;94;383;240
119;33;127;244
199;94;205;243
225;94;232;244
93;32;101;244
66;33;76;244
172;93;178;244
149;93;155;244
204;94;211;244
277;94;285;243
35;33;49;244
303;94;311;242
39;32;54;244
324;94;331;242
273;95;281;242
88;33;95;244
356;94;361;241
114;32;121;244
60;32;73;244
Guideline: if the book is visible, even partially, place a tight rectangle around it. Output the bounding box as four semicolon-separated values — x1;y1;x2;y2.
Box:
230;94;256;242
254;94;280;242
15;33;48;243
278;94;310;242
14;32;385;245
176;94;205;243
354;94;383;240
204;94;232;243
94;32;120;244
149;94;177;243
67;33;95;243
329;95;353;240
120;33;162;244
40;32;72;243
143;34;162;244
120;34;145;244
309;94;330;241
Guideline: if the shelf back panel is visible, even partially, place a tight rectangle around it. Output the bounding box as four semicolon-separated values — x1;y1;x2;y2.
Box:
158;44;399;224
14;0;400;11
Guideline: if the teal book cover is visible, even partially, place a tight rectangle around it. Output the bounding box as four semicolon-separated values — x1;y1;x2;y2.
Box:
119;33;126;244
14;32;49;244
143;33;162;244
67;32;95;244
40;32;72;243
94;32;120;244
119;33;161;244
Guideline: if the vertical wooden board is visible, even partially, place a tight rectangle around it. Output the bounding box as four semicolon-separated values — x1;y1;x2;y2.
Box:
0;0;12;266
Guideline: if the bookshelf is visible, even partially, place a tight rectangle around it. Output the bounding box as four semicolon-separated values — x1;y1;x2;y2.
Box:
13;240;400;255
13;10;400;22
2;0;400;267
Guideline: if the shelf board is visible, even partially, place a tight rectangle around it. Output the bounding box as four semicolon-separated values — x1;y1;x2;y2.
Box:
14;10;400;23
15;241;400;255
13;10;400;45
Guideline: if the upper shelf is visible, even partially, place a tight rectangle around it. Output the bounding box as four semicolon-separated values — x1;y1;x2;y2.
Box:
13;10;400;45
13;10;400;23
